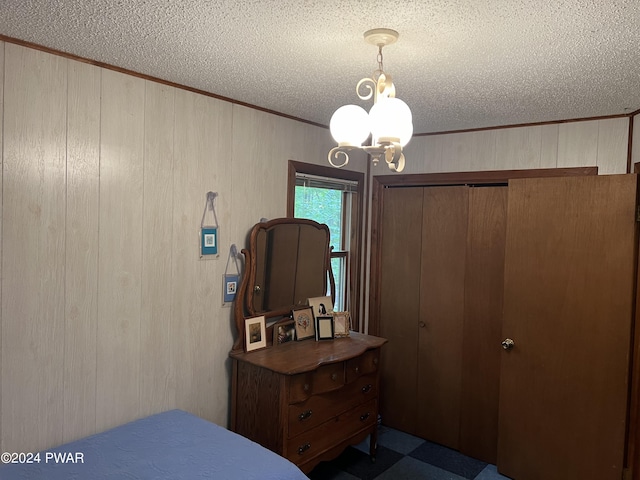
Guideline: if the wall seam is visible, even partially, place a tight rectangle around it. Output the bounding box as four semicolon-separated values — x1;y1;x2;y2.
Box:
169;86;176;408
139;80;147;418
0;39;5;454
94;65;103;434
62;53;69;443
627;115;634;174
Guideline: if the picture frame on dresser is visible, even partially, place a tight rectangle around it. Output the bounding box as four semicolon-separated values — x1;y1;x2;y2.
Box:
292;307;315;341
244;316;266;352
273;319;296;344
315;315;334;340
308;295;334;317
333;311;351;337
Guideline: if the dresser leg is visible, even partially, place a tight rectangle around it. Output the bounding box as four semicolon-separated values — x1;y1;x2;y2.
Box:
369;426;378;463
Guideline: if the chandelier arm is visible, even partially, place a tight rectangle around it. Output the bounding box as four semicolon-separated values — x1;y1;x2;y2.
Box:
356;78;376;101
388;153;405;172
362;145;385;157
385;143;405;172
378;74;396;99
328;147;351;168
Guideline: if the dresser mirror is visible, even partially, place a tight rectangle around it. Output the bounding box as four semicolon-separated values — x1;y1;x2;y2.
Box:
233;217;335;351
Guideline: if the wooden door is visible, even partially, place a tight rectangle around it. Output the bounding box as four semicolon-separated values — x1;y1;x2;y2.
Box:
497;174;637;480
416;186;469;449
459;186;508;464
378;187;423;434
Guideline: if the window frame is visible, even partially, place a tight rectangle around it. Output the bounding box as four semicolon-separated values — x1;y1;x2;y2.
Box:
287;160;365;331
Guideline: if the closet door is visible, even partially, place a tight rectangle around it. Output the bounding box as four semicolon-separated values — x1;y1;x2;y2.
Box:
379;185;505;453
497;175;637;480
378;187;423;434
459;186;508;464
416;186;469;449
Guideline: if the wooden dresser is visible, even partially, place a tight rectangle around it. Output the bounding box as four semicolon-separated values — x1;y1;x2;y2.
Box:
230;332;387;474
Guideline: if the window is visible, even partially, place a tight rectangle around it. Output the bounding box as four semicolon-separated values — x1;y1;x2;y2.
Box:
294;174;356;311
287;161;364;329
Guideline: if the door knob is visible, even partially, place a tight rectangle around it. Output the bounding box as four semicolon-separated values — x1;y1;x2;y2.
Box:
419;321;426;328
501;338;515;351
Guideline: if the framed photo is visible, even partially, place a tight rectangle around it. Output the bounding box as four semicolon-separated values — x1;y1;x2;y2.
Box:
273;319;296;345
308;296;334;317
200;227;218;256
333;311;351;337
245;316;266;352
316;315;334;340
292;307;315;341
223;273;238;303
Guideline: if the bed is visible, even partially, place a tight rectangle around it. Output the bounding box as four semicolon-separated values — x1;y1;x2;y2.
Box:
0;409;308;479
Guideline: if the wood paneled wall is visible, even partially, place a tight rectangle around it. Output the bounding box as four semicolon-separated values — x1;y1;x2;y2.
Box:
633;114;640;167
64;57;101;446
395;119;629;175
0;41;335;453
0;39;633;454
3;44;67;451
0;39;3;454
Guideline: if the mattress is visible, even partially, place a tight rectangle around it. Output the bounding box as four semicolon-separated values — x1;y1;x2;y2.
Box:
0;409;308;479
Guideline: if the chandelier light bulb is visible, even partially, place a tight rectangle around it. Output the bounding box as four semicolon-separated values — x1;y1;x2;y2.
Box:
329;105;371;146
399;121;414;147
369;97;413;145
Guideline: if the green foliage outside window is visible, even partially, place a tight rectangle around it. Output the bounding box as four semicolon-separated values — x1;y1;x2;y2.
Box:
295;186;345;310
294;186;343;248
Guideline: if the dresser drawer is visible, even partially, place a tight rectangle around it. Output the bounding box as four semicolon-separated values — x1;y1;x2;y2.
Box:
346;348;380;383
288;374;378;438
286;398;378;463
289;362;345;403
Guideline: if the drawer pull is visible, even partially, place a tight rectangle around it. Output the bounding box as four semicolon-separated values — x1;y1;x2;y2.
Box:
354;366;360;374
331;373;338;381
361;384;372;394
360;412;371;422
298;443;311;455
303;383;310;391
298;410;313;421
373;357;378;365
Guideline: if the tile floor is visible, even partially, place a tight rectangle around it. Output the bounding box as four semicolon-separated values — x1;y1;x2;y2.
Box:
307;426;512;480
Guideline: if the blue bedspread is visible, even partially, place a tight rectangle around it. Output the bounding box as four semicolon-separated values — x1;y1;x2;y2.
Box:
0;409;308;479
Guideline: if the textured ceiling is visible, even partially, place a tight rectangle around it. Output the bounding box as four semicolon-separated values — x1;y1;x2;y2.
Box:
1;0;639;134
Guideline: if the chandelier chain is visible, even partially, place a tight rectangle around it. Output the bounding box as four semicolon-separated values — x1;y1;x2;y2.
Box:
377;45;384;73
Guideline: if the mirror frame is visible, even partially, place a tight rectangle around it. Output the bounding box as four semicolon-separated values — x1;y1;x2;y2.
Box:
232;218;335;352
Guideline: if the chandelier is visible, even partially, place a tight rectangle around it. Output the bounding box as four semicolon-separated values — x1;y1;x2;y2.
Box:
328;28;413;173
